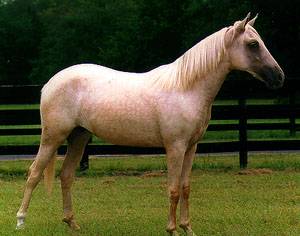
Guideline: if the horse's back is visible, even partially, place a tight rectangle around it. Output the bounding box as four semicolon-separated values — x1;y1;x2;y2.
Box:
43;64;121;96
41;64;138;108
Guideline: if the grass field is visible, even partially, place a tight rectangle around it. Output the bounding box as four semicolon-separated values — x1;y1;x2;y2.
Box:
1;153;300;236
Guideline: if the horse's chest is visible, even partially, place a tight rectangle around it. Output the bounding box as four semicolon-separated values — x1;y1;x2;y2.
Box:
189;121;208;144
188;108;211;145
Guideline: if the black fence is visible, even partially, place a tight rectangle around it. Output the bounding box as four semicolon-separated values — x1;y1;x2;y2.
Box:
1;77;300;168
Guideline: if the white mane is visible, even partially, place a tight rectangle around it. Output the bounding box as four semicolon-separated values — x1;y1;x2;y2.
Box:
151;27;228;91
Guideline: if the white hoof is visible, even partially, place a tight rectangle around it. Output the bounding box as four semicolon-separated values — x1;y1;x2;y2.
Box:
16;217;25;230
16;222;25;230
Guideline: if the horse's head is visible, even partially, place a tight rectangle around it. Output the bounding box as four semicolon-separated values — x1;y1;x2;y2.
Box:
225;13;285;89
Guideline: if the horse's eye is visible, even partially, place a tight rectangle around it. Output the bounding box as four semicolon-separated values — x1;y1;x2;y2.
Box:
247;41;259;49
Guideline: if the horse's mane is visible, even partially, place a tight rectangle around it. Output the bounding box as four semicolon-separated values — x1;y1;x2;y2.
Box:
151;27;228;91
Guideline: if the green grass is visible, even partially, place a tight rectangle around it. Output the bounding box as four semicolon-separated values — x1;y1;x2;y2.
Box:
0;104;40;110
1;153;300;180
1;153;300;235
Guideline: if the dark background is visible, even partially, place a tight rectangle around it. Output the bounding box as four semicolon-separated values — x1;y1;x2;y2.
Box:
0;0;299;86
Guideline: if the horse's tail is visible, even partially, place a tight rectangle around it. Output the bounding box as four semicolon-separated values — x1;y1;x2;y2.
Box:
44;154;57;195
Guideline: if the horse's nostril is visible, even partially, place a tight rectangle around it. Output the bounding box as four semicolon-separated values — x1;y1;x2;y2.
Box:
258;66;285;90
272;74;285;89
275;66;285;81
280;72;285;82
277;71;285;86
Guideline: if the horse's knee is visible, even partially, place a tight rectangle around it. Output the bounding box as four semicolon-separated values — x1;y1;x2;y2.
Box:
169;187;180;203
181;184;190;199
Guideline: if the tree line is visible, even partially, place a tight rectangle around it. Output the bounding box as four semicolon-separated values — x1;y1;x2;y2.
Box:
0;0;299;85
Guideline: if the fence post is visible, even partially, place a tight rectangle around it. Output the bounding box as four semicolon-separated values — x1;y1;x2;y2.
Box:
289;90;296;136
239;97;248;168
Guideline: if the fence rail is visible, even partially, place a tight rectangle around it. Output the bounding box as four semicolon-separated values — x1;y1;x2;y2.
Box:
1;78;300;168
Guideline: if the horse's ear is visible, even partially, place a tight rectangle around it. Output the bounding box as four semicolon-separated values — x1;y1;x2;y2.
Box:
236;12;251;32
248;13;258;27
225;12;251;47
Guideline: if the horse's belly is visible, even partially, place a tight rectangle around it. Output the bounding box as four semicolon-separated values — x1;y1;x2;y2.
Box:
81;104;163;147
90;122;163;147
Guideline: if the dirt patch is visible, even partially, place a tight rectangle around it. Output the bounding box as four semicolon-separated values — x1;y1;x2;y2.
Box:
237;168;273;175
141;170;165;178
108;170;141;176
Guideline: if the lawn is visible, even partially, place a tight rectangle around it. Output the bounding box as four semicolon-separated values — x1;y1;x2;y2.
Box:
1;153;300;236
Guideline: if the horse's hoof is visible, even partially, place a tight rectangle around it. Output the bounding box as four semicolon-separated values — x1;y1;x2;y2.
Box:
70;222;81;231
168;230;180;236
63;218;80;230
185;228;197;236
16;225;25;230
16;222;25;230
16;218;25;230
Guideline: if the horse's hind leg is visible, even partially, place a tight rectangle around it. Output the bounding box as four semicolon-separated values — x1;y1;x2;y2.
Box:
60;127;91;230
16;127;69;229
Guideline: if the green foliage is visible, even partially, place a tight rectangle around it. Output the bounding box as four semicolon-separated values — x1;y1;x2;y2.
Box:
0;0;299;85
29;0;141;83
0;0;40;84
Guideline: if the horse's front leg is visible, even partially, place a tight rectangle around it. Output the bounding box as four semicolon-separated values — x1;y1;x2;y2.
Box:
179;144;197;236
165;142;186;236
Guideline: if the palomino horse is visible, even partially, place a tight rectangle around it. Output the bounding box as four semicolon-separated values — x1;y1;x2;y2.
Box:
16;13;284;235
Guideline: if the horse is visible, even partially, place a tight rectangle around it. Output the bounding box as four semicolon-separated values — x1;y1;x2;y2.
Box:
16;13;284;236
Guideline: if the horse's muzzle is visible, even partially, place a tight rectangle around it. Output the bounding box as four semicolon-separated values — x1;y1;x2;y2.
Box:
259;66;285;90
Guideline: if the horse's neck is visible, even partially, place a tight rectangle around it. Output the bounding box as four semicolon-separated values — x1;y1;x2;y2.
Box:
190;61;231;109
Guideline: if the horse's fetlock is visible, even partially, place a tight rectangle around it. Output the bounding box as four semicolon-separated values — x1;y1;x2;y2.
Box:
16;212;26;219
166;223;176;233
179;221;191;230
